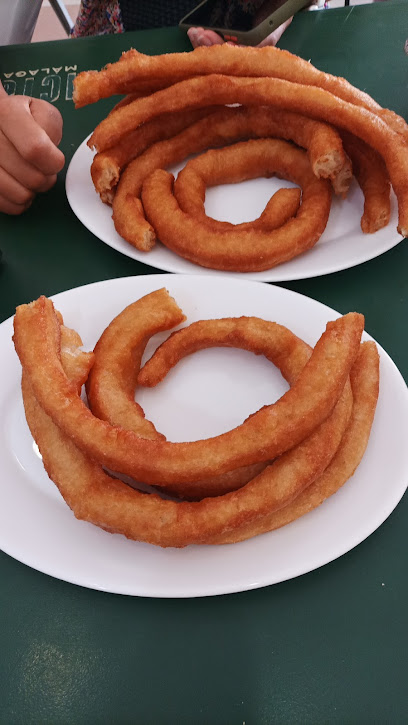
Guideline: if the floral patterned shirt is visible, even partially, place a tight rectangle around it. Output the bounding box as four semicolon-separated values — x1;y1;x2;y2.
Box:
71;1;270;38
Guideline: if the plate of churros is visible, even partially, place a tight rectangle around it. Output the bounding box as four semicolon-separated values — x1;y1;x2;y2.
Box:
2;275;408;597
67;44;407;281
67;136;402;282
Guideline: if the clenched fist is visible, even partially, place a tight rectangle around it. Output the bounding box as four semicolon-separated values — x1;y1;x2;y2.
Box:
0;86;65;215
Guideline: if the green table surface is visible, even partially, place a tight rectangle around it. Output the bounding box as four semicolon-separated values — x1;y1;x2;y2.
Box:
1;2;407;723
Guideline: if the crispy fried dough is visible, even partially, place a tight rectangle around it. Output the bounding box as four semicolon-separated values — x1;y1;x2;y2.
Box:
341;131;391;233
91;107;214;204
59;324;94;394
87;298;284;498
21;376;351;547
13;296;363;484
20;308;353;547
138;317;312;389
89;74;408;236
142;140;331;272
172;148;302;233
86;288;185;439
112;106;345;251
138;315;313;499
75;45;407;141
209;341;379;544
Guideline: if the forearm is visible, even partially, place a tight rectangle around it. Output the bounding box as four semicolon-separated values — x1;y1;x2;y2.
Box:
0;91;64;215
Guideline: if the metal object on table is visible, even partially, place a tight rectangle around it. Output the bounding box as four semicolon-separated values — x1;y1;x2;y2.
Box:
0;0;43;44
0;0;73;45
48;0;74;36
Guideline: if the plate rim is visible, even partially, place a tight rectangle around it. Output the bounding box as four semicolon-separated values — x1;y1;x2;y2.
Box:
1;273;408;598
65;135;404;283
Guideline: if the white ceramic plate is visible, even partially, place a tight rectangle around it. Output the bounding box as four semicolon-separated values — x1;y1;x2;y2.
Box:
66;137;404;282
1;275;408;598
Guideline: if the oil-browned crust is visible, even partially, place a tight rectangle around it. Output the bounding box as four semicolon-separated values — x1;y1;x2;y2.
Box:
13;296;363;485
91;107;214;204
20;298;362;548
137;315;313;499
75;45;408;143
88;74;408;237
341;131;391;233
172;150;302;233
209;341;379;544
86;288;185;439
111;106;345;252
142;140;331;272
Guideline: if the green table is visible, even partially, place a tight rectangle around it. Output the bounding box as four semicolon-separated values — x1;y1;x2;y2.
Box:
1;2;407;723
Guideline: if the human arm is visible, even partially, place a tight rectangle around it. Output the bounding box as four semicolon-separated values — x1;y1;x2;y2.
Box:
188;16;292;48
187;0;295;48
0;81;64;215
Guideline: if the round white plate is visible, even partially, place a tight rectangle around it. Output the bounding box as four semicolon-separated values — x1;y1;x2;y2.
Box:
66;137;404;282
2;275;408;598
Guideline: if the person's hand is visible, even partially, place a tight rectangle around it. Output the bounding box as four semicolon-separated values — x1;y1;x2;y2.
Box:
187;27;225;48
0;90;65;215
187;16;292;49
